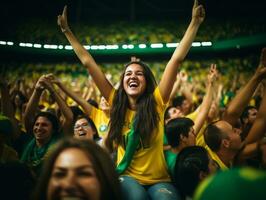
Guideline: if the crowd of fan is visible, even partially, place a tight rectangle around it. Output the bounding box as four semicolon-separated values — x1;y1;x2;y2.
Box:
1;1;266;200
3;18;265;45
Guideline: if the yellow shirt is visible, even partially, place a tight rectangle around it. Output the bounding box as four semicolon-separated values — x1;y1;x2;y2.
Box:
89;107;110;138
186;110;198;121
109;87;171;185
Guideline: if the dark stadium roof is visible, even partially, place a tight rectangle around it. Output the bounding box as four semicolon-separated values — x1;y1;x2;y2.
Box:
0;0;265;63
1;0;265;24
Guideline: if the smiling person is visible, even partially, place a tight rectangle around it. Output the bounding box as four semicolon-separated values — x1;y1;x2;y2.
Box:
57;0;205;199
21;75;73;176
33;138;121;200
21;112;61;176
73;115;102;144
45;73;111;139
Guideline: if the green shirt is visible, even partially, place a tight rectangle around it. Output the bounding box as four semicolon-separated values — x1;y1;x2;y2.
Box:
164;150;178;176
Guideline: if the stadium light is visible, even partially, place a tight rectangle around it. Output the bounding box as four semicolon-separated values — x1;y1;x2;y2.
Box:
192;42;201;47
166;43;179;48
65;45;73;50
150;43;163;48
201;42;212;46
33;44;42;48
139;44;147;48
7;42;14;46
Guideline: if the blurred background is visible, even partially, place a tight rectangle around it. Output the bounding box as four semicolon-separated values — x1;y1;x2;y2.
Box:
0;0;266;88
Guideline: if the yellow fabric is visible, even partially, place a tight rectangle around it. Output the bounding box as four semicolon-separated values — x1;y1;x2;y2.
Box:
89;107;110;138
186;110;198;121
42;102;56;111
109;87;171;185
196;123;228;170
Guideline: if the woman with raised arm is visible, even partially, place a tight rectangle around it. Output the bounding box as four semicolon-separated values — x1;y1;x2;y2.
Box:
58;0;205;199
21;75;73;176
46;73;110;139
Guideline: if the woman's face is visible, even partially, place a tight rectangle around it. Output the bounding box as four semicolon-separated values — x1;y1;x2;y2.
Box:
33;116;53;143
47;148;101;200
99;97;110;112
167;107;183;121
74;118;94;141
123;63;147;99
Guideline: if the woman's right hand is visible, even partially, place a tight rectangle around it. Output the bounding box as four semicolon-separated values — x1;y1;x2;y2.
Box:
57;5;70;33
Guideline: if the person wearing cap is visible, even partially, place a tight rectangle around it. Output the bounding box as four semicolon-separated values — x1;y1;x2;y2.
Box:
194;167;266;200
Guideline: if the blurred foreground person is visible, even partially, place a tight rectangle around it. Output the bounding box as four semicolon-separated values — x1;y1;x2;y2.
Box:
33;138;121;200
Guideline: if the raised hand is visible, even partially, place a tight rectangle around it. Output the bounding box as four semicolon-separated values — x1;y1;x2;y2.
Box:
45;73;60;85
35;75;46;92
41;76;55;92
254;64;266;81
57;5;70;33
192;0;205;25
208;64;218;85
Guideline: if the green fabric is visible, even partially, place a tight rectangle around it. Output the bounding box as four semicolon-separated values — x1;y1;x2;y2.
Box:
194;167;266;200
164;150;178;176
116;122;140;174
21;136;58;175
163;134;168;145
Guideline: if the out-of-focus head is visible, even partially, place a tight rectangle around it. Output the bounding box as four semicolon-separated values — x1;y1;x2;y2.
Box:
174;146;218;198
240;106;258;125
99;96;110;112
165;117;195;148
194;168;266;200
173;95;191;115
204;120;242;153
34;138;121;200
164;106;183;124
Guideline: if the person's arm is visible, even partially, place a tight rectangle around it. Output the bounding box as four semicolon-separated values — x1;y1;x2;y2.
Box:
42;77;73;135
169;74;182;103
223;48;266;126
244;80;266;144
194;64;217;135
179;72;194;110
47;74;92;116
57;6;113;101
159;0;205;103
23;75;45;133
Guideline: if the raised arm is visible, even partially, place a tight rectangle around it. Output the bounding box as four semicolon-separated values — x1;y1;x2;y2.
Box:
244;80;266;144
42;77;73;135
47;74;93;117
223;48;266;126
159;0;205;103
169;73;182;103
194;64;217;135
23;75;45;132
179;72;193;109
57;6;113;100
